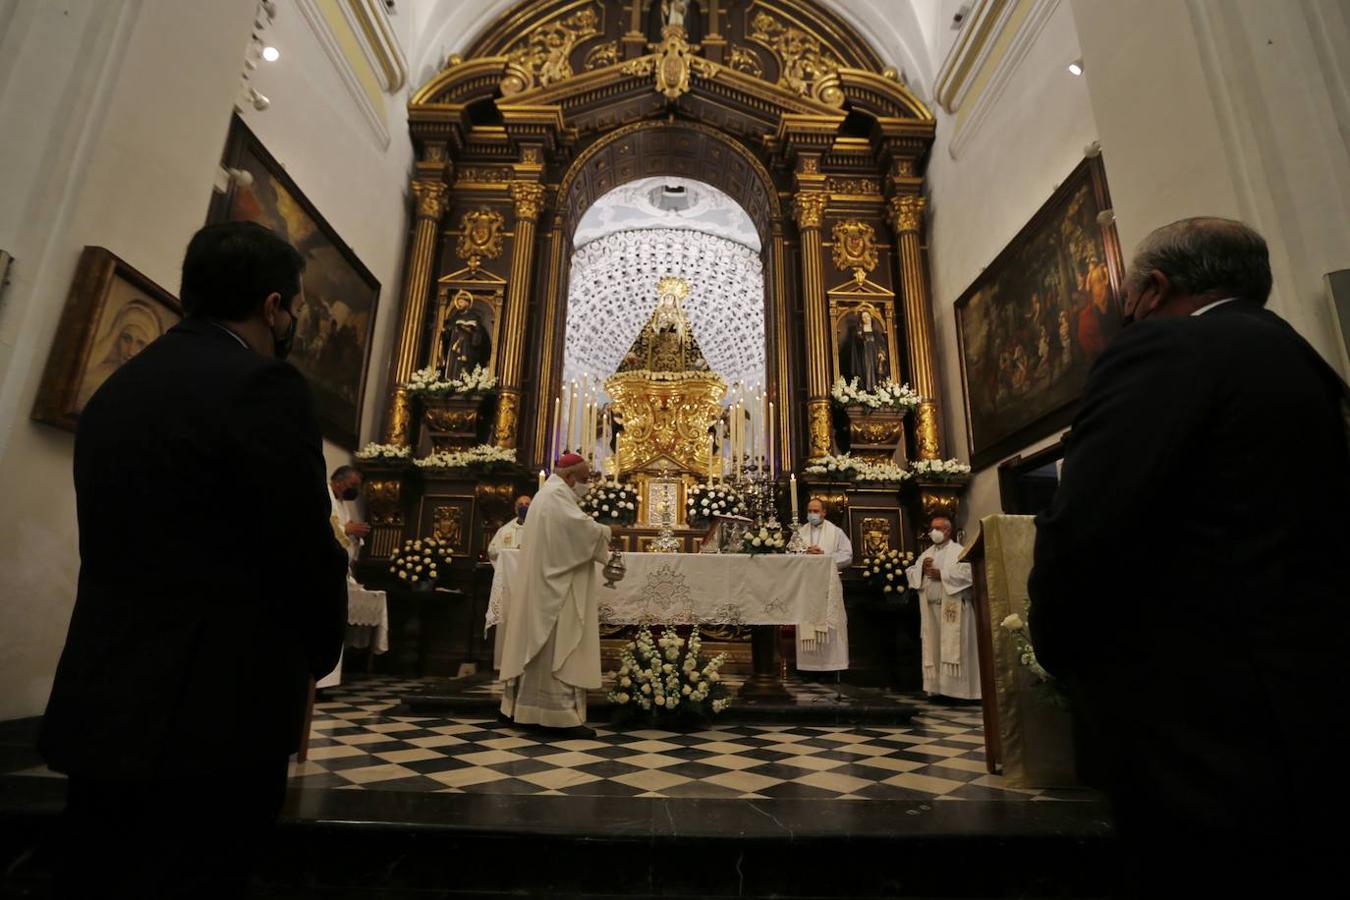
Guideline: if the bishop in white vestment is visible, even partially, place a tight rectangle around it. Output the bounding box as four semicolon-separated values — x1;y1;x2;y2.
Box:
795;498;852;671
498;454;611;736
904;516;980;699
488;494;531;669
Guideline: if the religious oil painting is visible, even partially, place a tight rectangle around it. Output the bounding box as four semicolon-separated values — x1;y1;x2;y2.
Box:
32;246;183;431
955;156;1124;468
209;114;380;449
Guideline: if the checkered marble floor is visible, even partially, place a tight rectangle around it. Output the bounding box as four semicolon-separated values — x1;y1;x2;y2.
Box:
451;671;894;705
290;676;1086;801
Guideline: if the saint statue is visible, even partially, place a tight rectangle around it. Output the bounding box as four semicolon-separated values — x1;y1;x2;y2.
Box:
439;289;489;382
845;310;889;391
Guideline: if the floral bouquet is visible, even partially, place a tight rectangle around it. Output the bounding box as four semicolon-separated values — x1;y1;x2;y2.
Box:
855;460;913;483
862;548;916;597
414;444;516;472
744;524;786;554
685;483;747;526
803;452;861;479
830;376;921;412
608;625;730;725
910;457;972;483
406;364;498;398
1000;613;1070;709
388;536;451;588
354;442;411;463
581;481;638;525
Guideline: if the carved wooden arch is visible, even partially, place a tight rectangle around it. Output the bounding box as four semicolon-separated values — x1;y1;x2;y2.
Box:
555;119;780;248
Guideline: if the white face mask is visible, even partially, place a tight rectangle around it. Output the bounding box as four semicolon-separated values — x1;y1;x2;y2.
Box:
929;529;947;544
806;512;823;527
570;480;592;501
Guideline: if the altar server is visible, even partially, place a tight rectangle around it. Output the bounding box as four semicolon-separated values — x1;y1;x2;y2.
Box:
795;498;852;671
498;453;611;737
905;516;979;699
487;494;531;562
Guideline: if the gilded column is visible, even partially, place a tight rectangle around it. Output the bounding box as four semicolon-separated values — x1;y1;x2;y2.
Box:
889;192;941;459
494;179;546;448
384;177;449;445
794;190;832;460
532;216;567;466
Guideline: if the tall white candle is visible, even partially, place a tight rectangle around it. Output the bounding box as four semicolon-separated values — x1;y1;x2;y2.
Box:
538;469;546;491
790;473;799;520
759;390;767;466
768;400;775;478
566;381;578;452
707;435;714;486
551;396;561;465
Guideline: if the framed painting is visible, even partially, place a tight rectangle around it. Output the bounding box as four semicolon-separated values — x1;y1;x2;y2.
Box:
32;246;183;431
954;156;1125;469
208;114;380;449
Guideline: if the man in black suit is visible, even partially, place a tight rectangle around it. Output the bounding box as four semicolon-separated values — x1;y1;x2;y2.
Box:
40;221;349;897
1029;217;1350;892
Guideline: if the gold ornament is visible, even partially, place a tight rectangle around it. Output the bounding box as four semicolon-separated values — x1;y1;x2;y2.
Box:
584;41;620;71
793;192;828;230
921;487;961;524
808;400;833;458
747;11;843;105
915;400;941;459
826;176;881;195
411;181;448;221
456;208;506;268
727;44;764;78
384;385;412;446
830;220;879;281
433;506;465;548
503;5;600;92
510;182;546;221
653;25;695;100
365;479;404;528
493;390;520;448
889;194;926;234
860;517;893;557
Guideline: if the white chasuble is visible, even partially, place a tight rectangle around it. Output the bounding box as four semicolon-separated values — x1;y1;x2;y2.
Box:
794;519;852;672
488;518;525;669
905;541;980;699
498;474;611;726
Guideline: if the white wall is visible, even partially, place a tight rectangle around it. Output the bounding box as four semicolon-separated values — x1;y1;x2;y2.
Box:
925;0;1097;533
0;0;412;721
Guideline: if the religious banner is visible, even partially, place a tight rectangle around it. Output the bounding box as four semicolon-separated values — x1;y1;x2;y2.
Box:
208;114;381;450
954;156;1124;468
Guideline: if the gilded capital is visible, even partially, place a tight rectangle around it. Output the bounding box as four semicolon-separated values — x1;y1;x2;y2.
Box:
888;193;926;234
510;181;546;221
793;192;829;230
411;180;448;221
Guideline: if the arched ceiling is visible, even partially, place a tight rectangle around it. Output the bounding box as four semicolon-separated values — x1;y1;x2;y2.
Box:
400;0;964;103
574;175;761;252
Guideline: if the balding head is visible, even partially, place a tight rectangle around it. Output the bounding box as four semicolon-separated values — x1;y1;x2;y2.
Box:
1124;217;1271;322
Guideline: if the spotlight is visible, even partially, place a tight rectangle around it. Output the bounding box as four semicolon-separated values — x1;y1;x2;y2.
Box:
1067;60;1083;76
249;88;270;111
262;45;280;62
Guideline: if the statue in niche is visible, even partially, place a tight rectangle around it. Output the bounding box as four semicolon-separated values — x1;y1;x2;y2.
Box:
439;289;490;382
647;0;702;44
842;309;890;391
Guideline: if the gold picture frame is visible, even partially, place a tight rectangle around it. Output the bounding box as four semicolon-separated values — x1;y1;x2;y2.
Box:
31;246;183;431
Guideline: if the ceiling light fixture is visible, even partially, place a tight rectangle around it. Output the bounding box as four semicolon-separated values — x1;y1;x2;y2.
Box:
262;45;280;62
1067;60;1083;76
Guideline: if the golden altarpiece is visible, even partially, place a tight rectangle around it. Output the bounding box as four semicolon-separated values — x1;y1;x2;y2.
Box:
354;0;967;682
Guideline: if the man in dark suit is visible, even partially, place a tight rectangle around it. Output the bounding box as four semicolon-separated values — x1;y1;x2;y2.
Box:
40;221;349;897
1029;217;1350;892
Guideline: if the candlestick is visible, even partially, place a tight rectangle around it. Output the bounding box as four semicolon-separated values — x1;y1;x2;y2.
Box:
538;469;546;492
790;473;799;520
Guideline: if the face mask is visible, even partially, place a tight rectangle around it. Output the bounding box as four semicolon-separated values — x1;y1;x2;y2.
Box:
930;529;947;544
806;513;822;527
516;505;528;522
273;307;297;360
570;480;592;501
341;485;359;501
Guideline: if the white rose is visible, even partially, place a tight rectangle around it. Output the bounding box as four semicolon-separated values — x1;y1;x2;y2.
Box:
1001;614;1025;631
602;504;610;512
751;537;762;547
641;684;651;694
682;685;692;696
620;677;632;687
398;571;408;580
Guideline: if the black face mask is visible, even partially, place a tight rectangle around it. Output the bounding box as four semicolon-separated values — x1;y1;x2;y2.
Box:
274;308;297;360
516;505;529;522
341;485;360;501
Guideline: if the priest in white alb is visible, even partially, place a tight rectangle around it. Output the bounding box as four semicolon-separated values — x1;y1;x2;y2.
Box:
488;494;530;670
795;497;852;672
905;515;980;700
498;453;612;738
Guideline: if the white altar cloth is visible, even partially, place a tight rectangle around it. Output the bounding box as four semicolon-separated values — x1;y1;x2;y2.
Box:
486;550;841;633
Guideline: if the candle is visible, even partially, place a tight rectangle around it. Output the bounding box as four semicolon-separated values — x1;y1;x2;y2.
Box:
538;469;546;491
759;390;767;466
566;381;578;452
707;435;714;487
768;400;774;478
551;396;561;466
790;473;799;521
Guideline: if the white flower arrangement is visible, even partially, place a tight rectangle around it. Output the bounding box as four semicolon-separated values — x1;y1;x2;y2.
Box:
608;625;731;721
830;376;921;412
910;457;973;482
387;535;452;587
854;460;914;483
581;481;639;525
745;525;786;554
803;452;861;478
405;364;498;398
354;442;411;462
863;547;917;595
685;483;747;525
414;444;516;471
1000;613;1070;709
